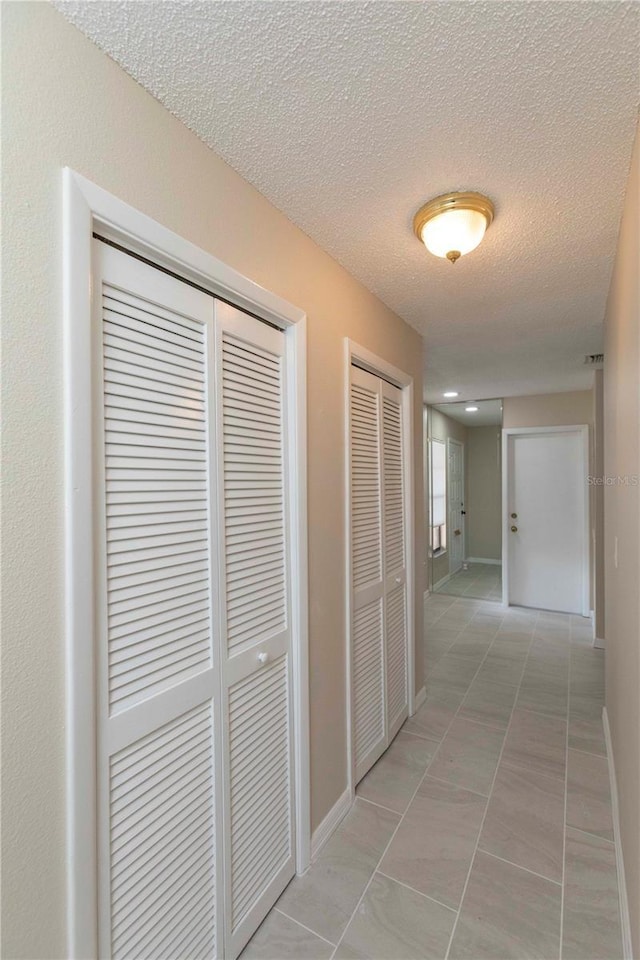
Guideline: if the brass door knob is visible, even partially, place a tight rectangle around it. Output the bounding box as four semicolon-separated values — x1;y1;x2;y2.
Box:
511;525;518;532
454;529;461;536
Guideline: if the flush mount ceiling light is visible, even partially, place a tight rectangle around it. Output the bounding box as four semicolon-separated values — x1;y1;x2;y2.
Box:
413;192;495;264
443;391;459;398
465;405;479;412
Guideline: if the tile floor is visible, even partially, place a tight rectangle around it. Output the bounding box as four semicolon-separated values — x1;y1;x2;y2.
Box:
435;562;502;602
241;593;623;960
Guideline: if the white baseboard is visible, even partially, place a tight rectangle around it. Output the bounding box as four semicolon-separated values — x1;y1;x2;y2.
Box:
602;707;633;959
465;557;501;566
310;786;352;862
433;573;452;591
413;686;426;713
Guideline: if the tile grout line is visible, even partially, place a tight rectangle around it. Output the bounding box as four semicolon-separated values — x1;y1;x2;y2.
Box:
272;908;337;949
330;600;501;959
422;773;489;800
329;750;441;957
567;824;616;845
443;608;541;960
475;847;563;887
331;598;573;959
356;795;404;817
436;605;520;759
375;870;457;914
567;744;608;759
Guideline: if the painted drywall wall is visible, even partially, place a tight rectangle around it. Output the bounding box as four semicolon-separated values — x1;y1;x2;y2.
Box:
603;117;640;958
593;370;605;642
0;4;425;956
502;390;594;428
465;426;502;562
427;407;467;586
430;407;468;444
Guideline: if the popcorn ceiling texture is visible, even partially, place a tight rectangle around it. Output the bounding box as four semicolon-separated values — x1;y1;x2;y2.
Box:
54;1;640;401
53;1;639;400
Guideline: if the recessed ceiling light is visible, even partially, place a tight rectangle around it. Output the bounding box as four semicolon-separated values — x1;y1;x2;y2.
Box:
465;406;479;412
443;391;459;398
414;192;495;264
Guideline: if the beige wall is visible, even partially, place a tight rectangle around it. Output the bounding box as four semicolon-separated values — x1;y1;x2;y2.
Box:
603;118;640;958
502;390;594;428
466;426;502;562
427;408;466;586
593;370;605;641
430;407;468;445
0;5;425;957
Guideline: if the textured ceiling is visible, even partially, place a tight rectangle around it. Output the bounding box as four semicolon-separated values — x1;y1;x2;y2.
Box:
54;1;640;402
433;399;503;427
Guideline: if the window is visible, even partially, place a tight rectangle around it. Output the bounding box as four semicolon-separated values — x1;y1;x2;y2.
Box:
430;439;447;556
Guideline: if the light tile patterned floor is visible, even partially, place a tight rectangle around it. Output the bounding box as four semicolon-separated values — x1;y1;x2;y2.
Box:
435;562;502;601
241;594;623;960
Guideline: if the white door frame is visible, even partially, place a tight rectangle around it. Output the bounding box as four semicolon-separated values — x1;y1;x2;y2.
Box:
447;437;465;575
343;339;416;803
63;169;310;959
501;425;590;615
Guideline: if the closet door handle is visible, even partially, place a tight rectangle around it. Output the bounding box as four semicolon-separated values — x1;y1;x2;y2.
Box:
394;576;402;584
257;651;269;665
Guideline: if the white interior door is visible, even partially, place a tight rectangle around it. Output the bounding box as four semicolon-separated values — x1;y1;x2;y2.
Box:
93;241;296;960
214;302;294;958
506;429;588;614
350;366;408;784
350;366;386;782
448;439;465;574
94;241;221;960
382;382;408;739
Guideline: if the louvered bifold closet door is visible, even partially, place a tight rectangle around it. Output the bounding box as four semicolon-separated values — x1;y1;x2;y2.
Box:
382;382;408;737
350;365;387;783
214;302;294;959
94;242;222;960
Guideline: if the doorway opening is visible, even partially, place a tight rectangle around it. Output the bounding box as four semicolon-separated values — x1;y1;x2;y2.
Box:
344;339;416;799
64;169;310;960
426;399;503;602
502;425;589;615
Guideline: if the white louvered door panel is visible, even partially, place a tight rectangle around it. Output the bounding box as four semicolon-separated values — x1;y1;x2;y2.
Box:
214;302;294;959
94;242;222;960
350;365;387;783
382;383;408;737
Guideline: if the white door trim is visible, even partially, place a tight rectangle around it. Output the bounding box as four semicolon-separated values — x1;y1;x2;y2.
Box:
447;438;465;575
63;168;310;959
501;425;589;615
343;339;416;803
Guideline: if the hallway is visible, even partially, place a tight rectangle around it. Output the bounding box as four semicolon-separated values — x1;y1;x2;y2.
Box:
435;562;502;602
242;593;623;960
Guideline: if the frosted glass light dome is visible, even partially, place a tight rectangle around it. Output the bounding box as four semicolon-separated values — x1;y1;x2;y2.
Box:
413;192;494;264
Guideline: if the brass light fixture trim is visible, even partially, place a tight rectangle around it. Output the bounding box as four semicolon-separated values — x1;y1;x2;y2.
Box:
413;191;495;263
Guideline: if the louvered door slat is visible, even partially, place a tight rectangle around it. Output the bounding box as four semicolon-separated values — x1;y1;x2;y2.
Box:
109;705;216;960
350;366;387;783
350;367;409;785
216;302;294;958
382;384;408;736
351;382;382;590
94;242;219;960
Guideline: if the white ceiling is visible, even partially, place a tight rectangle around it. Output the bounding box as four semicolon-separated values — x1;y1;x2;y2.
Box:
55;1;640;402
432;399;503;427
